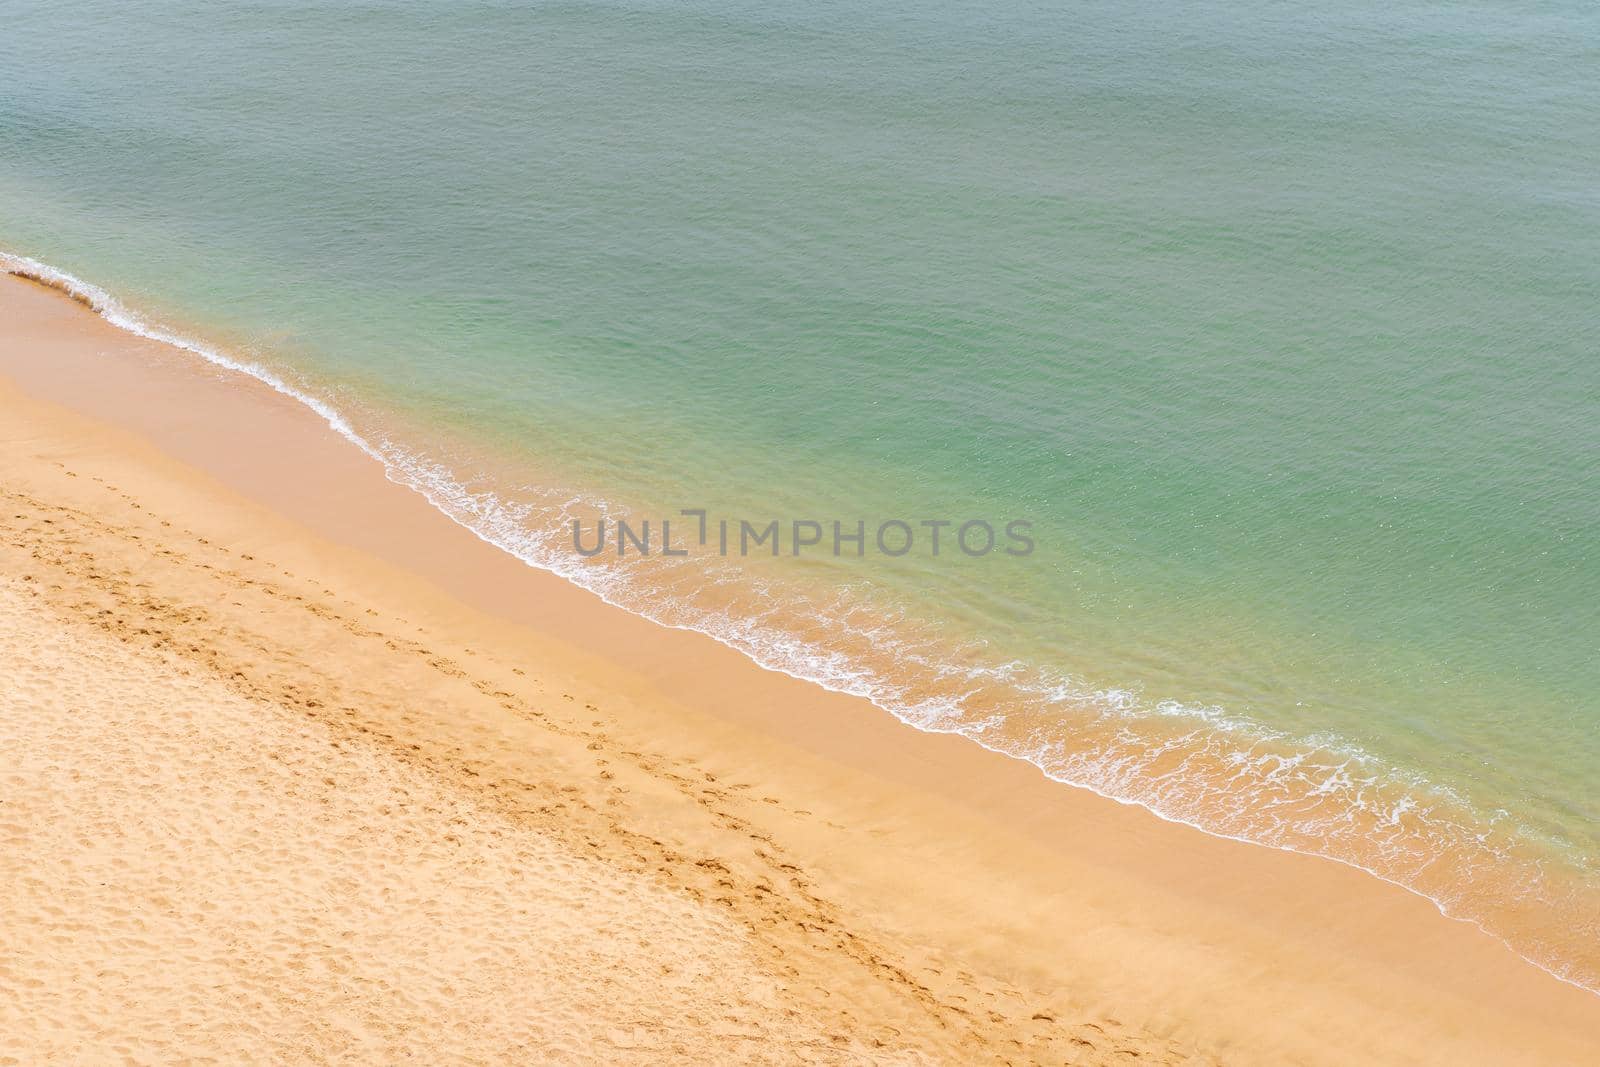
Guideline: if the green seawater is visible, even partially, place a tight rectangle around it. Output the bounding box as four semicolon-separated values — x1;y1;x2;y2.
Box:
3;1;1597;986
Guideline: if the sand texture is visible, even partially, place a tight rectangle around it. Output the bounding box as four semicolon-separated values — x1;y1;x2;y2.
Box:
0;436;1198;1064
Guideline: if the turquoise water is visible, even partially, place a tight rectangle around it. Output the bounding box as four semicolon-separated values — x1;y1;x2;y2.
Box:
4;1;1597;987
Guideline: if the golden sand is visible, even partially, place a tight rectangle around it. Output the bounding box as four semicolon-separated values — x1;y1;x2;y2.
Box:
3;273;1598;1063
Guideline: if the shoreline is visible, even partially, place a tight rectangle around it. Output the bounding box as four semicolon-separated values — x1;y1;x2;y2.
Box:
4;271;1600;1061
9;252;1595;1003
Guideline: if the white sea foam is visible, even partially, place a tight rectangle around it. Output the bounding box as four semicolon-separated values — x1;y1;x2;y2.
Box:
6;248;1597;996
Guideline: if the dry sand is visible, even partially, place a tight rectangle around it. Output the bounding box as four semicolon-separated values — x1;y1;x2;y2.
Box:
2;272;1599;1064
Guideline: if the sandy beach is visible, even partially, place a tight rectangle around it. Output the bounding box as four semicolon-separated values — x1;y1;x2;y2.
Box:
3;270;1599;1063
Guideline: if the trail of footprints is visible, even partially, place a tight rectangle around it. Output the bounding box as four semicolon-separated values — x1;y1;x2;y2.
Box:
1;464;1207;1065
